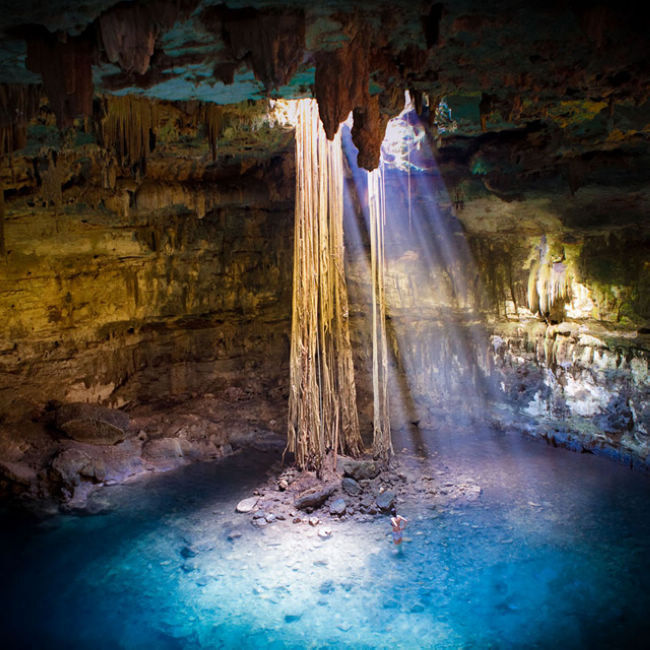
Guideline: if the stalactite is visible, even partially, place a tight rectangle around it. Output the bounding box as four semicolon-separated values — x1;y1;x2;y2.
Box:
99;0;196;75
286;99;361;474
351;95;392;171
25;29;94;129
368;163;392;460
0;84;41;159
220;7;305;91
200;103;224;162
527;238;572;319
100;95;158;173
40;151;64;212
314;28;369;140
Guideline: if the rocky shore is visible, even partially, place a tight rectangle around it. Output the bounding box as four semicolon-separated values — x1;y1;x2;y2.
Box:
234;452;483;534
0;395;283;513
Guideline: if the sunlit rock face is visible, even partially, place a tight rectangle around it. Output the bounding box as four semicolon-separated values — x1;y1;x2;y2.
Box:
491;322;649;463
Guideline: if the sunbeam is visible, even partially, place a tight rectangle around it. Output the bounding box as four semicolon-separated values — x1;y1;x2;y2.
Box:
342;92;501;458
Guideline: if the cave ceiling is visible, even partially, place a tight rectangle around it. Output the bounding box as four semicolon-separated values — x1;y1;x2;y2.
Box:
0;0;649;217
1;1;649;133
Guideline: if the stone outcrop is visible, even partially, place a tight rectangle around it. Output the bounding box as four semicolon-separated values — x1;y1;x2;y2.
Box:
55;402;130;445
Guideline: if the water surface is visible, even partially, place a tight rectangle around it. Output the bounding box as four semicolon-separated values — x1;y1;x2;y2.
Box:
1;429;649;649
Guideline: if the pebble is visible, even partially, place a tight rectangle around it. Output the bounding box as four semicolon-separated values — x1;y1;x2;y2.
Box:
236;497;259;513
318;527;332;539
309;516;319;526
319;580;335;594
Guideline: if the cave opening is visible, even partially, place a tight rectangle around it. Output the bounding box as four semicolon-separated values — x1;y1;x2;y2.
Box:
0;1;649;648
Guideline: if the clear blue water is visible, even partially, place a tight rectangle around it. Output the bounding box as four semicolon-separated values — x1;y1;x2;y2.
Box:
1;429;649;649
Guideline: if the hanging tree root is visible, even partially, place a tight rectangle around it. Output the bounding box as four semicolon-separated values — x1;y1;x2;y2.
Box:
286;99;362;475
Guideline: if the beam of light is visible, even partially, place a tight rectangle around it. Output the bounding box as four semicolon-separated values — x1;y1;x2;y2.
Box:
342;91;500;459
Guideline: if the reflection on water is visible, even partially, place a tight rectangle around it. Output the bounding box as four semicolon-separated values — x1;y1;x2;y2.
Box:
1;429;649;649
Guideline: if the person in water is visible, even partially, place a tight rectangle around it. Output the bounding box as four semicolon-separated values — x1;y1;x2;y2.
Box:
391;514;408;545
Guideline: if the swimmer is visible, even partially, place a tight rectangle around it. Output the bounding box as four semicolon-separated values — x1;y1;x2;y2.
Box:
391;514;408;545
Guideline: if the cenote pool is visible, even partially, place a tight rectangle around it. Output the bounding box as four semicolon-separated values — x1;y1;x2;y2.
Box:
1;428;649;649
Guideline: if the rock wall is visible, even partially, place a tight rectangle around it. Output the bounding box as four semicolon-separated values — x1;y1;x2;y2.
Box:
492;321;649;467
0;98;296;508
0;195;293;415
344;164;650;467
0;92;648;511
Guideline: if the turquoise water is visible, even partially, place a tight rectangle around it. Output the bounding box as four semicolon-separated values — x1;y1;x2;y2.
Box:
1;429;649;649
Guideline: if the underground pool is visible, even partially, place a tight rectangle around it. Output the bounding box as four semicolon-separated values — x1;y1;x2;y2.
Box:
1;426;649;649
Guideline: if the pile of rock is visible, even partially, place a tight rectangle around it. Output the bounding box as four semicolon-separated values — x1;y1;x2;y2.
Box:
234;456;405;531
234;453;484;531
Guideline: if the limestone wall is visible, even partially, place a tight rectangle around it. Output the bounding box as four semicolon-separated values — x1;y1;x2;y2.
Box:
344;169;650;467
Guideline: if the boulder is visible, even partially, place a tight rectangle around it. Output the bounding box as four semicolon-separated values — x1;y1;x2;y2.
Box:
342;476;362;496
341;459;380;481
143;438;183;460
329;497;347;516
179;438;219;460
0;460;38;486
50;448;106;488
376;490;396;512
55;403;129;445
295;484;337;511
